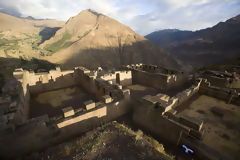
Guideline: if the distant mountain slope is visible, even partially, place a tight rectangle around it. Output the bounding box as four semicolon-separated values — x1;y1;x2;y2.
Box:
0;12;65;33
41;9;179;69
145;14;240;70
0;12;36;33
0;12;64;68
145;29;194;48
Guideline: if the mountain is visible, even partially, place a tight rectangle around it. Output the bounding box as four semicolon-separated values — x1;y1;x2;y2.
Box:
0;12;65;33
0;12;65;59
145;14;240;70
0;12;37;33
0;12;65;79
40;9;179;69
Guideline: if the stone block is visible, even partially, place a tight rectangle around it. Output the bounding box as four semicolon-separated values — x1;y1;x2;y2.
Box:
189;129;203;140
156;93;170;102
102;95;112;104
179;116;203;131
84;100;96;110
62;106;75;118
164;109;177;118
156;102;172;113
122;89;130;98
9;101;17;111
142;95;158;105
117;85;123;89
0;96;11;104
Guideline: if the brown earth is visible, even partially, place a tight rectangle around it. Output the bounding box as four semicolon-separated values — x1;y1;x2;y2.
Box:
0;12;64;33
24;122;174;160
177;94;240;160
41;9;179;70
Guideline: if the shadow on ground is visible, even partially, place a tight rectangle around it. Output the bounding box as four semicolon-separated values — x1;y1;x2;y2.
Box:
38;27;61;44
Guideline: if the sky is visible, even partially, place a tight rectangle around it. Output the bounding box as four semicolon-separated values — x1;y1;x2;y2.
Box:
0;0;240;35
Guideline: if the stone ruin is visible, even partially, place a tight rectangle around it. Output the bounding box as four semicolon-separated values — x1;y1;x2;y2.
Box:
200;70;240;89
0;63;239;159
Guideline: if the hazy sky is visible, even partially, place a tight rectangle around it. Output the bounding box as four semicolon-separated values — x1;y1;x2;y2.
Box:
0;0;240;35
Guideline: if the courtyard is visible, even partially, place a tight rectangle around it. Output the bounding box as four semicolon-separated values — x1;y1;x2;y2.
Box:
177;94;240;159
30;86;96;118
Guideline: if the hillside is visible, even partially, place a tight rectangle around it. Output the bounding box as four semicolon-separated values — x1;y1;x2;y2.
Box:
145;14;240;70
0;12;64;80
0;12;65;60
0;12;64;33
40;9;179;70
24;122;174;160
0;12;37;33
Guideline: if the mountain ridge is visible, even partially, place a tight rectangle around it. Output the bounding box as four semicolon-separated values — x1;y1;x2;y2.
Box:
40;9;179;70
145;14;240;70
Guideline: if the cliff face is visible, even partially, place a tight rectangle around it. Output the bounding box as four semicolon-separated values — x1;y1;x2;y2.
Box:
145;14;240;70
41;9;179;69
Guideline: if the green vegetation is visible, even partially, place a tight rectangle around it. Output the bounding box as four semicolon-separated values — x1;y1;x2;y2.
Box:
45;31;73;54
0;38;19;47
0;35;20;57
77;29;92;41
20;58;57;72
0;33;4;39
4;49;14;58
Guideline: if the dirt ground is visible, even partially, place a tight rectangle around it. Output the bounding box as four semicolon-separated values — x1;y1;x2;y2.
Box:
30;86;95;118
127;84;160;101
177;94;240;159
126;80;193;101
23;122;173;160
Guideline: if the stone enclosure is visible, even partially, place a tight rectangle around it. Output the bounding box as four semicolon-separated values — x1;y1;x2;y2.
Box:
0;63;239;160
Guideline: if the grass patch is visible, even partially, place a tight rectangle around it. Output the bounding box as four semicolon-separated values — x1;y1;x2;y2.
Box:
45;31;73;54
0;38;20;56
77;29;92;41
0;38;10;47
0;33;4;38
20;58;57;72
4;49;13;58
0;38;19;47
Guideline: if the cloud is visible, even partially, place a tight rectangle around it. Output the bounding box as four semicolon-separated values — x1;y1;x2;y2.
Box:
0;0;240;35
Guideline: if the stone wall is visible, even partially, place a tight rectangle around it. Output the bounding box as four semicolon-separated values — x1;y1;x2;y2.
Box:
8;68;76;124
131;69;170;90
127;64;187;90
204;76;227;88
0;66;132;158
173;80;202;108
137;79;202;115
74;67;126;101
14;70;30;123
29;73;76;94
20;68;76;94
201;70;240;89
57;105;107;128
228;78;240;88
199;79;240;105
0;94;130;159
99;70;132;86
133;103;202;145
133;79;204;144
57;98;130;128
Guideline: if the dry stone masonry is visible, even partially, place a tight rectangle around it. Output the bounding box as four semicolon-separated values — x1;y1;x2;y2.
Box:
0;64;239;160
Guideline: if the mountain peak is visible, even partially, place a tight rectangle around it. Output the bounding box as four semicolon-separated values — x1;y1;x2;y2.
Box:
40;9;179;69
75;9;103;18
229;14;240;22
